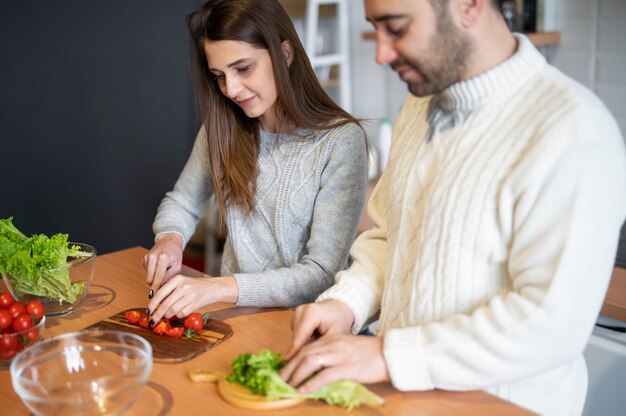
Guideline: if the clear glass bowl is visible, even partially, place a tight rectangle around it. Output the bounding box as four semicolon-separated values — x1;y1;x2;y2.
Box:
10;330;153;416
2;242;97;316
0;315;46;365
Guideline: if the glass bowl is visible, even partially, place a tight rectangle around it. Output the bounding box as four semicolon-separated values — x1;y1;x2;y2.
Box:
2;242;97;316
0;315;46;365
10;330;153;416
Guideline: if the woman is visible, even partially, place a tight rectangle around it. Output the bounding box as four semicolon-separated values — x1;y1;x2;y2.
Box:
143;0;368;324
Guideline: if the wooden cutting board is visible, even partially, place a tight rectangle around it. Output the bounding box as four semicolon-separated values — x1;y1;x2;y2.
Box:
85;308;234;363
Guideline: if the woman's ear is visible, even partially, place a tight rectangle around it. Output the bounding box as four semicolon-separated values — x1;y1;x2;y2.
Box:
281;40;294;67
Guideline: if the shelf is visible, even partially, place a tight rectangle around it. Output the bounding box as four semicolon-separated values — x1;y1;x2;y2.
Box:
361;31;561;47
525;31;561;47
279;0;335;18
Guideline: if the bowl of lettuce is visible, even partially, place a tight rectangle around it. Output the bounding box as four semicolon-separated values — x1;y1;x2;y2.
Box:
0;218;96;316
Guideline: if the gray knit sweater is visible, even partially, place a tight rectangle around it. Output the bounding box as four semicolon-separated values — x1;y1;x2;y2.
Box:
153;122;367;307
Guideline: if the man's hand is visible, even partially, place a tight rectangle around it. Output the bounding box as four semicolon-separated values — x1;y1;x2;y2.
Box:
284;300;355;361
280;334;390;393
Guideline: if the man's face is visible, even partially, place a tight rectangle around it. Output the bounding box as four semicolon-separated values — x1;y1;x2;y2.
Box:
365;0;472;96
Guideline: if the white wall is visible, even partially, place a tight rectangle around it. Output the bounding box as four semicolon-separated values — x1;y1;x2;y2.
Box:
347;0;626;144
551;0;626;142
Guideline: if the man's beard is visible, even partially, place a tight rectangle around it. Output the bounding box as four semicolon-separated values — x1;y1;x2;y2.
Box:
401;9;473;97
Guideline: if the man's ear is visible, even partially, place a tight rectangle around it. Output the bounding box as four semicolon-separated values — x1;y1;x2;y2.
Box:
281;40;294;67
454;0;484;29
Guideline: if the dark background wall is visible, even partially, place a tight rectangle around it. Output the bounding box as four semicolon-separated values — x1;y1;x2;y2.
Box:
1;1;205;254
2;1;625;265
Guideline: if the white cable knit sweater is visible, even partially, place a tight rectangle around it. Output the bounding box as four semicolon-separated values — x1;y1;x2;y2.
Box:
318;34;626;415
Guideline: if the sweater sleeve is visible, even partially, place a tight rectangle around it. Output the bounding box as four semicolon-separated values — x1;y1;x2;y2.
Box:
153;127;214;247
317;96;415;333
234;123;368;307
382;102;626;391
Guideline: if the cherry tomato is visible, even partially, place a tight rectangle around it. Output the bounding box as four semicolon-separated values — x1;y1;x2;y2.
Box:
26;300;44;320
125;310;142;325
0;292;15;309
152;320;171;336
0;348;17;360
0;333;18;354
12;314;34;333
0;309;12;330
24;328;40;344
138;315;150;329
8;301;26;319
165;326;184;338
183;313;203;333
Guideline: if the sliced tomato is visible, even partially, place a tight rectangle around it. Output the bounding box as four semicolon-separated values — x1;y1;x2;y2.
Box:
125;310;142;325
165;326;185;338
138;315;150;329
152;320;171;336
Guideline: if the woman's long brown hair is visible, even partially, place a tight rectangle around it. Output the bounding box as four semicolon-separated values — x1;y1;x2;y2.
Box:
187;0;361;222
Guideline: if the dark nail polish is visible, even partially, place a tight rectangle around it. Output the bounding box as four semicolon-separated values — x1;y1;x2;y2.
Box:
148;289;154;299
145;308;150;316
149;319;155;328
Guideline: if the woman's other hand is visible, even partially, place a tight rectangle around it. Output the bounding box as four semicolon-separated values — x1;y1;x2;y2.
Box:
143;233;184;297
146;274;238;324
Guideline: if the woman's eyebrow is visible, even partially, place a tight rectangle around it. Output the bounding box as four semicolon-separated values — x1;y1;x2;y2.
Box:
209;57;254;72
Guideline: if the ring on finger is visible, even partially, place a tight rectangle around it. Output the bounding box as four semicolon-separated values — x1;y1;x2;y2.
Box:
315;353;325;369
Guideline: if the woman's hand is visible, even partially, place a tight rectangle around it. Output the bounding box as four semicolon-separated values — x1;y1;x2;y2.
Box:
279;334;390;393
146;274;238;324
284;300;355;360
143;233;184;296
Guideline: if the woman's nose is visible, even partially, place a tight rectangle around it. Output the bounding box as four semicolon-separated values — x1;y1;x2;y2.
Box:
221;75;242;99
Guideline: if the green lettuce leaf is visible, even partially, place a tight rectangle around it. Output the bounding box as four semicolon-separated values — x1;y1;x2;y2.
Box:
0;217;88;303
226;349;384;411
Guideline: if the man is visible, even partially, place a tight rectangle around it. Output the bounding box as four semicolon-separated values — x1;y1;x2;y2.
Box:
279;0;626;415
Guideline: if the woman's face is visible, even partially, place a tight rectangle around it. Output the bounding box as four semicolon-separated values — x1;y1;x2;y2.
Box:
204;39;280;132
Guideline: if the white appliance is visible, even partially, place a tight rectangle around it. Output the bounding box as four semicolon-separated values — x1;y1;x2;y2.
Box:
582;315;626;415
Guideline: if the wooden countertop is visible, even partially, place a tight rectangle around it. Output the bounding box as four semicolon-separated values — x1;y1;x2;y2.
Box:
0;247;533;415
602;266;626;322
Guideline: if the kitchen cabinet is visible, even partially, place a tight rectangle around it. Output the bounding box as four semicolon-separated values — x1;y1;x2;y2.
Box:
583;267;626;416
280;0;352;111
